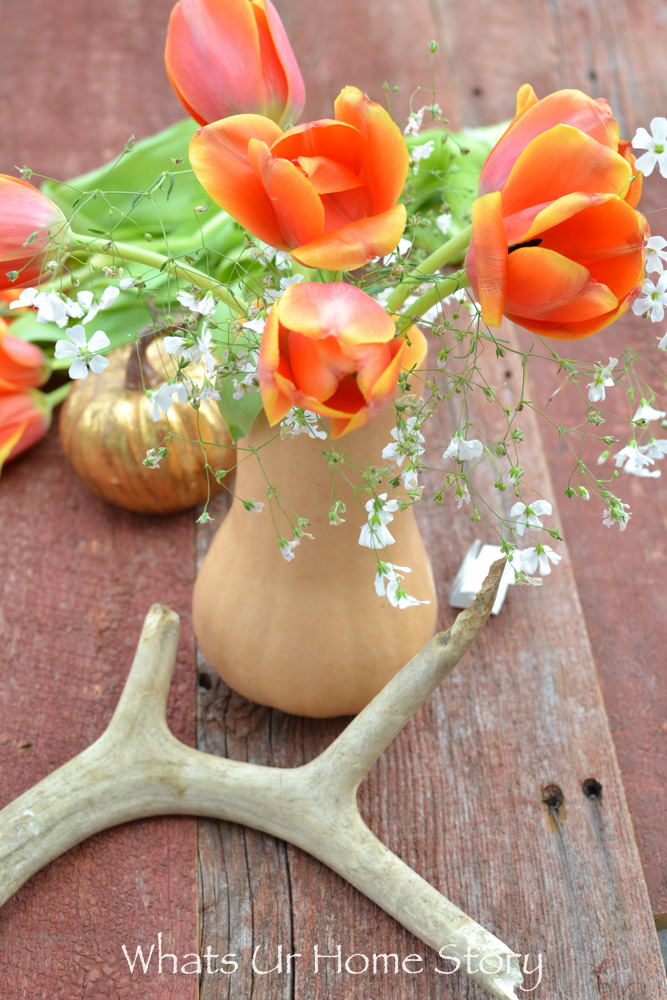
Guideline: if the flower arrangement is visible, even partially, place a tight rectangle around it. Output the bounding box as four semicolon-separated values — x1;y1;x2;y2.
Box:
1;0;666;613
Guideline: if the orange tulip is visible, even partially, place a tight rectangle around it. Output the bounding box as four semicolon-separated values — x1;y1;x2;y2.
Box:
165;0;305;129
465;85;647;339
258;281;426;438
0;389;51;472
189;86;409;271
0;320;49;390
0;174;68;290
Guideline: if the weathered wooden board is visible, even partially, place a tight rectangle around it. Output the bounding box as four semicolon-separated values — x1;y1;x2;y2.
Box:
0;2;198;996
0;0;665;997
192;0;666;996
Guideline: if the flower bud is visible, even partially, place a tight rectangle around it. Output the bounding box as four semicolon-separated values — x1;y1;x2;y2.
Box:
0;175;69;290
0;389;51;472
165;0;305;128
0;320;50;390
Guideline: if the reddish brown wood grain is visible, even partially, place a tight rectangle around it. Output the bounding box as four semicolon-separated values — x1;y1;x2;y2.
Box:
0;0;666;998
0;2;197;996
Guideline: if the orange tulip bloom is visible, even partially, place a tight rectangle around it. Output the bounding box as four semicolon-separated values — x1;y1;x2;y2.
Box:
0;320;49;390
465;86;647;339
0;174;68;290
189;86;409;271
165;0;305;129
0;389;51;472
258;282;426;438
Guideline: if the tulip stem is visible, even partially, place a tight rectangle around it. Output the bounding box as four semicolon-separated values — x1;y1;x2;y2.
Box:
385;224;473;312
45;382;72;409
397;268;469;326
69;234;247;316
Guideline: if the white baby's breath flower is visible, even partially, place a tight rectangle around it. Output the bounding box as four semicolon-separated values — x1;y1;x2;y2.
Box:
143;447;167;469
632;117;667;178
404;108;425;136
455;484;471;509
645;235;667;274
280;408;327;440
401;466;420;491
187;381;220;404
54;325;110;380
587;357;617;402
358;494;400;549
148;380;189;421
613;442;654;472
242;316;267;337
518;544;561;576
443;433;484;462
279;537;300;561
632;400;666;423
602;501;631;531
177;290;217;316
374;561;430;609
243;498;265;514
410;140;435;173
509;499;552;536
632;273;667;322
435;211;452;235
382;415;425;467
263;273;304;304
165;328;217;375
639;438;667;460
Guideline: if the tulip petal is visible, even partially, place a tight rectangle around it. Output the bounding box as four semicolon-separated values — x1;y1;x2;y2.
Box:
0;175;67;288
0;389;50;471
515;84;540;119
295;156;364;194
0;328;48;388
506;300;629;340
278;281;395;343
536;197;647;301
513;192;611;245
292;204;407;271
469;192;507;327
398;323;428;372
334;86;409;211
504;246;617;321
617;139;643;208
256;0;306;126
271;120;365;174
480;89;619;194
165;0;264;127
190;116;287;248
288;331;354;399
258;307;294;425
248;138;324;247
501;126;632;217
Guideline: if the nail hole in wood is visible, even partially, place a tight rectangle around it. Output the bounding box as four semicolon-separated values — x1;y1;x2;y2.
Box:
582;777;602;800
542;784;564;810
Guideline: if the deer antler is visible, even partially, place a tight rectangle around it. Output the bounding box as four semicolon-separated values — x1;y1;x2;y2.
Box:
0;560;522;999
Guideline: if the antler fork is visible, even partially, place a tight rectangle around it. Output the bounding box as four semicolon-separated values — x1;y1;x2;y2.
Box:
0;560;522;999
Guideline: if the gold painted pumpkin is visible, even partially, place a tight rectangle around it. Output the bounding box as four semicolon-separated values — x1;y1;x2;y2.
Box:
59;337;235;513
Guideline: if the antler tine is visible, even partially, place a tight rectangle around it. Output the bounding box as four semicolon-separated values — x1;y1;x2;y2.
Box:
108;604;181;733
0;563;524;1000
311;558;506;789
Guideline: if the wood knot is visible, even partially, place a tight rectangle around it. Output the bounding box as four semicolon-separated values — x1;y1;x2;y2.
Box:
582;778;602;800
